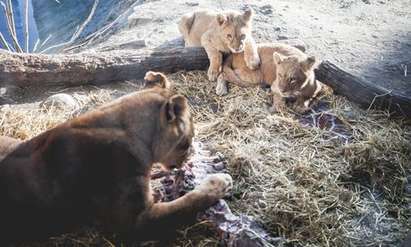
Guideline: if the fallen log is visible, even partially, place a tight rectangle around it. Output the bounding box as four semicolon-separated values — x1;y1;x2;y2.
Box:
0;38;306;88
0;45;209;88
316;61;411;117
1;42;410;117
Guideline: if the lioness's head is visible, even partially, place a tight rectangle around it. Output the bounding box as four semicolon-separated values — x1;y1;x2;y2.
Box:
272;53;317;99
217;8;253;53
146;71;194;170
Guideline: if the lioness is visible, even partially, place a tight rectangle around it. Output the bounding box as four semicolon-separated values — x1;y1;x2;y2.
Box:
178;8;260;83
0;71;232;243
217;43;322;113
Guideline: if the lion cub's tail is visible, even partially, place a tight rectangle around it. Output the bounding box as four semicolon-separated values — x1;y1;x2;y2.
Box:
144;71;172;89
178;13;196;39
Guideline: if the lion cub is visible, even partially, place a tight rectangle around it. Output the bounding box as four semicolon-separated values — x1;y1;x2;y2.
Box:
217;43;322;113
178;8;260;83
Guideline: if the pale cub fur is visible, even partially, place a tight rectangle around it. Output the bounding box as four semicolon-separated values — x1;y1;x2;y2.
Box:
217;43;322;113
178;8;260;83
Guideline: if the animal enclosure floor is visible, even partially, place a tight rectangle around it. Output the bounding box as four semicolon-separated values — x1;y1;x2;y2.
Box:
1;71;410;246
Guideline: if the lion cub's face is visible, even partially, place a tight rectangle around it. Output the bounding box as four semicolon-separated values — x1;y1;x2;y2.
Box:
145;71;194;170
217;9;253;53
272;53;317;98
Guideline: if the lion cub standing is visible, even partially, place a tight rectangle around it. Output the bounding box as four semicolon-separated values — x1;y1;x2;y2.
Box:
178;8;260;83
217;43;322;113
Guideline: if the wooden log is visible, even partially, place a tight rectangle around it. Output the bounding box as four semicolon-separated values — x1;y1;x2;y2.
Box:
0;45;209;88
0;38;303;88
316;61;411;117
1;41;410;117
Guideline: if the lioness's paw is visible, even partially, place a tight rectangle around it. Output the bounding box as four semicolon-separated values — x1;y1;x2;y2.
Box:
196;173;233;199
216;77;228;96
207;68;219;82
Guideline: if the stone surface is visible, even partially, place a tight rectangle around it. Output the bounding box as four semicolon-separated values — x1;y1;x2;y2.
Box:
40;93;80;111
128;15;153;28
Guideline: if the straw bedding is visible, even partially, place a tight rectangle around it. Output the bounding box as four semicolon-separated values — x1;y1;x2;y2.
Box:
0;71;410;246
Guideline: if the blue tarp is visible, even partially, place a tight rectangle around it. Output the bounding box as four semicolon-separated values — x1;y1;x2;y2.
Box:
0;0;38;52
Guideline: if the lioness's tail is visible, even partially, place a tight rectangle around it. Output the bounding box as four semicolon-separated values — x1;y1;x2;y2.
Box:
178;13;196;39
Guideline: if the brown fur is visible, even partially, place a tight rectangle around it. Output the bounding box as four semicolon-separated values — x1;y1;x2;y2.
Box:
0;71;232;243
178;8;260;83
217;43;322;113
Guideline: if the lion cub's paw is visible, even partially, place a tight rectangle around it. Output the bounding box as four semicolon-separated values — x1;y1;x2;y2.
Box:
196;173;233;199
207;68;219;82
245;56;261;70
216;76;228;96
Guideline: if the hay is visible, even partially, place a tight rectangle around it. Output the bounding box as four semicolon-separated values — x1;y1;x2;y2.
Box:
169;71;410;246
1;71;410;246
0;90;112;139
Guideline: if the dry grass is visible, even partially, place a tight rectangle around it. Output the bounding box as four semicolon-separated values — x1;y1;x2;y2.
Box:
0;71;410;246
171;71;411;246
0;90;112;140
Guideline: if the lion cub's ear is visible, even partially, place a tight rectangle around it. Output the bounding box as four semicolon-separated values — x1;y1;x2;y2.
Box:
300;56;317;71
164;95;188;123
144;71;171;89
243;7;254;22
273;52;286;65
216;14;227;26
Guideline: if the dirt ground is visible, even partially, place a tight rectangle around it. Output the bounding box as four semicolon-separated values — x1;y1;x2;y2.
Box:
1;0;411;246
100;0;411;95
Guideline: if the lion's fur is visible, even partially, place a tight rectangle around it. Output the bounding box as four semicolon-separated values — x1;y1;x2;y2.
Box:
0;71;232;243
217;43;322;113
178;8;260;82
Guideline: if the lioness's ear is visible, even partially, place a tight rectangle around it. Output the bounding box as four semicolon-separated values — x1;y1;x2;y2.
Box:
243;8;253;22
165;95;188;123
144;71;171;89
216;14;227;26
301;56;317;71
273;52;286;64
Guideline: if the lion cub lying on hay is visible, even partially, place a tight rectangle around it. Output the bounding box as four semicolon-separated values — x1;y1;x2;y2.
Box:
178;8;260;82
217;43;322;113
0;72;232;243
